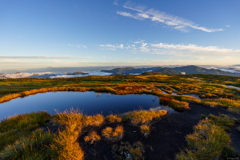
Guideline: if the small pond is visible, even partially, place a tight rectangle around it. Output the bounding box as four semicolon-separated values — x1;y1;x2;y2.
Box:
225;85;240;90
0;91;176;119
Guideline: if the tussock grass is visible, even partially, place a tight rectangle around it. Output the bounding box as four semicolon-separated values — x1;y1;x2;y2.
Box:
112;141;144;160
208;114;237;131
176;115;238;160
54;108;104;130
202;98;240;113
105;114;122;123
170;99;189;111
82;114;104;127
160;96;189;111
50;123;84;160
140;125;150;137
102;126;124;141
124;110;167;126
0;112;51;151
0;129;54;160
174;95;201;103
84;131;101;144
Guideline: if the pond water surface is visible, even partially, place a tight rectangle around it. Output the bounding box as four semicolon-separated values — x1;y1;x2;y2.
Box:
0;91;175;119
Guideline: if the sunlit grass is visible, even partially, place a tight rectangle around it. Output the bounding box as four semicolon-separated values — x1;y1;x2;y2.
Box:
50;123;84;160
176;115;238;160
0;112;51;151
0;129;54;160
202;98;240;113
105;114;122;123
124;110;167;126
160;96;189;111
208;114;237;131
140;125;150;137
102;126;124;141
84;131;101;144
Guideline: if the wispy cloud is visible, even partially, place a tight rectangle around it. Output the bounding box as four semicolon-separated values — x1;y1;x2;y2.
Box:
0;56;92;59
116;2;224;32
98;44;124;51
139;42;149;52
113;0;119;6
225;25;230;28
68;44;87;49
150;43;240;56
97;41;240;57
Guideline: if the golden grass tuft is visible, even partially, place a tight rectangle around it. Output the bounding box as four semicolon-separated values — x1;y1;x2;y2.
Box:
51;123;84;160
140;125;150;137
202;98;240;113
124;110;167;126
176;115;238;160
83;114;104;127
160;96;189;111
105;114;122;123
84;131;101;144
102;126;124;141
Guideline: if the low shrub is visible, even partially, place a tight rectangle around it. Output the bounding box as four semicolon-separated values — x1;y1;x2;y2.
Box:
84;131;101;144
82;114;104;127
176;115;238;160
102;126;124;142
201;114;206;120
112;141;145;160
105;114;122;123
208;114;237;131
140;125;150;137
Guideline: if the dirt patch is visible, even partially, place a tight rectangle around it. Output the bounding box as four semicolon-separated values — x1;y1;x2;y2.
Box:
78;104;240;160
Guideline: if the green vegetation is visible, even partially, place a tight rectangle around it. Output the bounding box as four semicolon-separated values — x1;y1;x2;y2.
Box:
112;142;145;160
202;98;240;113
0;112;51;151
0;129;54;160
208;114;237;131
160;96;189;111
176;114;238;160
1;74;240;159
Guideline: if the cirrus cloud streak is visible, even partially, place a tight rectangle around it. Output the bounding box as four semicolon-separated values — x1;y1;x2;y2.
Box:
116;2;223;32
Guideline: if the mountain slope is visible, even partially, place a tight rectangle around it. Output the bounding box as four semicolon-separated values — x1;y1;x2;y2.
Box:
102;65;240;77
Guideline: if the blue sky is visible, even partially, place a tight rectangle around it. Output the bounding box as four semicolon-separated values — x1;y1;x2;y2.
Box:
0;0;240;70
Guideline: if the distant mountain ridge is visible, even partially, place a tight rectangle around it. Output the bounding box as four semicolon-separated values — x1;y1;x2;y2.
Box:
102;65;240;77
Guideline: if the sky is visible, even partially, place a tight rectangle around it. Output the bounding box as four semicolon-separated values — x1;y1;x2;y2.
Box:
0;0;240;70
